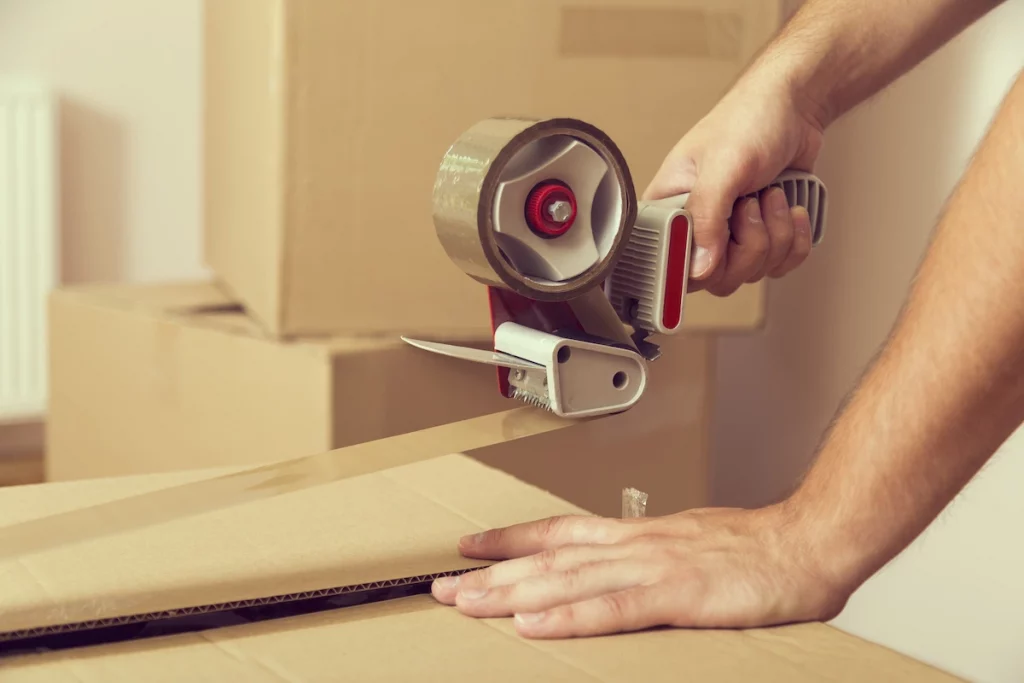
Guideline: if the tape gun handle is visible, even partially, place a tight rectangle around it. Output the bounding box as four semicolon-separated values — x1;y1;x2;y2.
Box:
638;170;827;245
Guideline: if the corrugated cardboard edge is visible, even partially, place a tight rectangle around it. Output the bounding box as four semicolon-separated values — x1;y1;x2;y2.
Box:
0;569;474;646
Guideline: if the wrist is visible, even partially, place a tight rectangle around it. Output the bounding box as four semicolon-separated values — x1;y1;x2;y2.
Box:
773;496;861;598
737;46;839;138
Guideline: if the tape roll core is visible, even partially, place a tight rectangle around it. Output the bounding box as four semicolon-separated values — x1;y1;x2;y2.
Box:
433;117;637;301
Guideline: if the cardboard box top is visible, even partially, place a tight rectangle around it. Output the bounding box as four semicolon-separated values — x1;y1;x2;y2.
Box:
0;427;953;679
50;281;466;353
204;0;774;338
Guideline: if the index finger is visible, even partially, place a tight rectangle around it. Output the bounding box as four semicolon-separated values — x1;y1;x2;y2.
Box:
458;515;640;560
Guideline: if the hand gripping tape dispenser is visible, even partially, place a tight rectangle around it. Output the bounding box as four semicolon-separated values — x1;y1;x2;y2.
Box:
403;117;828;419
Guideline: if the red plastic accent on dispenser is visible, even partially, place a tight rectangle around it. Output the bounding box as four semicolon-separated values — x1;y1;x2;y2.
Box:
662;215;690;331
524;181;577;237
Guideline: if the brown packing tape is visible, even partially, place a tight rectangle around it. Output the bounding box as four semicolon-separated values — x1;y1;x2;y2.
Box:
621;487;648;519
559;7;743;60
0;408;573;562
568;286;639;349
432;117;637;301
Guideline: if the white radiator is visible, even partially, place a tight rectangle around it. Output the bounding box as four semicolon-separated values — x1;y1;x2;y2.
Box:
0;83;58;421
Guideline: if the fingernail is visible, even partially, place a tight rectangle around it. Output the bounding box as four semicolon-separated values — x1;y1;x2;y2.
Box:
433;576;459;590
515;612;547;625
459;587;488;600
460;532;486;547
691;245;712;277
744;198;762;222
793;206;811;235
768;188;788;215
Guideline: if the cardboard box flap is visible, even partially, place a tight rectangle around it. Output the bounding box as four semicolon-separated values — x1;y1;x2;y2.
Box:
0;409;573;635
0;444;956;680
53;280;237;315
51;281;487;354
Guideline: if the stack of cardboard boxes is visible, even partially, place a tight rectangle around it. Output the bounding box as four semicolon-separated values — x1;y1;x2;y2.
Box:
47;0;784;517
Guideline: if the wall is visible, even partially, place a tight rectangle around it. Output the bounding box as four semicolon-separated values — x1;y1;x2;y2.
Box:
710;2;1024;681
0;0;206;284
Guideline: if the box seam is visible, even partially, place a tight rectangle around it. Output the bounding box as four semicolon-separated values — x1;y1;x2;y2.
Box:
476;619;612;683
200;632;303;683
377;467;494;531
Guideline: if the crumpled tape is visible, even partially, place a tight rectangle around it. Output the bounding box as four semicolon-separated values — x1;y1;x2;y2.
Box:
621;487;648;519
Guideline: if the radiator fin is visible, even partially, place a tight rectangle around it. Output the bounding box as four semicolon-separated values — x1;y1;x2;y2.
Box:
0;83;57;421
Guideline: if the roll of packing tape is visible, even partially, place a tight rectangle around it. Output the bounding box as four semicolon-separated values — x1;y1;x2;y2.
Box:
433;117;637;301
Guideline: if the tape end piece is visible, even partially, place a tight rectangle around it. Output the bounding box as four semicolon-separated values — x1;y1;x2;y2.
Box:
621;487;648;519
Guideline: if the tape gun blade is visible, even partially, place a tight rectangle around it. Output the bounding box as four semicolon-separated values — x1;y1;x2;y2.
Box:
401;337;542;372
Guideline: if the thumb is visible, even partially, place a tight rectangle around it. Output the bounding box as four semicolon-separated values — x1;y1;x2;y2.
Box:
684;156;752;280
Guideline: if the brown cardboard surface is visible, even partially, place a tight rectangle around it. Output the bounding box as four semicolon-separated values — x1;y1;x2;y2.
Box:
47;282;714;517
0;456;957;681
46;281;510;481
204;0;778;338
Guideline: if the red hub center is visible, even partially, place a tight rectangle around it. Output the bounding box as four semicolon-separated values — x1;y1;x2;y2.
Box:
524;180;577;238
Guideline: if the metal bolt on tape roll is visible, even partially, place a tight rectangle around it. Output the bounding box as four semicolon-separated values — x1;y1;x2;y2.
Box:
432;117;638;301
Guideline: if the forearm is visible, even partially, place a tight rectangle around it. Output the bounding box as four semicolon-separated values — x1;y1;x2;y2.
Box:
789;72;1024;591
749;0;1006;127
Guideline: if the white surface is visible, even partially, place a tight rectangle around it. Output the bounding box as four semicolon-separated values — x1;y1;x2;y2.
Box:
0;82;56;419
712;2;1024;681
493;136;617;284
0;0;207;284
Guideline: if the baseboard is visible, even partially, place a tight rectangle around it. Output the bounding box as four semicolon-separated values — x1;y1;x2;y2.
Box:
0;415;44;456
0;451;44;487
0;417;45;486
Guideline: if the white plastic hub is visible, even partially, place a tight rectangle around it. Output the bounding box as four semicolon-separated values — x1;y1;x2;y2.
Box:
491;135;624;283
494;322;647;418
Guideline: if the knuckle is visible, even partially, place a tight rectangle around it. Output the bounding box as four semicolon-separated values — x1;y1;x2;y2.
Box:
484;526;505;547
745;227;770;253
601;592;632;623
559;566;585;593
464;567;490;587
538;515;566;542
533;549;560;574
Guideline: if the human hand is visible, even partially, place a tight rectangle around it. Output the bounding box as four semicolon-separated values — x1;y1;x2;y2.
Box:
431;505;849;639
643;73;828;295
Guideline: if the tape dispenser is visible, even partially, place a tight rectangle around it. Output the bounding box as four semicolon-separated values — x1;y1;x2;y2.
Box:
403;117;828;419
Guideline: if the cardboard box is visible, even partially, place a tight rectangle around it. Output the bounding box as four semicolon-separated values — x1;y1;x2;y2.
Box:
46;280;508;481
0;422;955;680
47;282;715;516
204;0;779;338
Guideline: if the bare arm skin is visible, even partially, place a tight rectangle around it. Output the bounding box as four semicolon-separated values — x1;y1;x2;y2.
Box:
430;5;1024;637
790;72;1024;593
768;0;1009;127
646;0;1008;296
